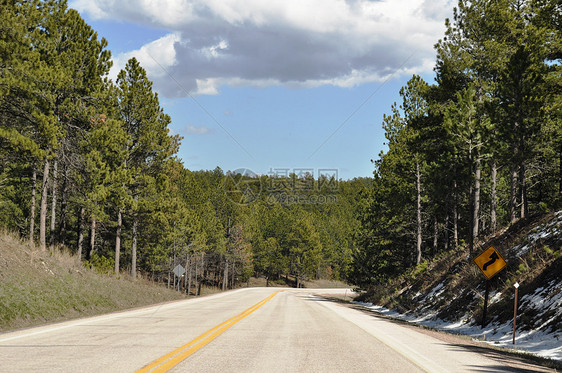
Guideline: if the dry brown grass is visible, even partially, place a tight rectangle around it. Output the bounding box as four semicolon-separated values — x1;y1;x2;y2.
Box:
0;230;186;332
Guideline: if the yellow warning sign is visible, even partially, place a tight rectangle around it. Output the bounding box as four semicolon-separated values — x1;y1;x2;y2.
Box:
474;246;507;280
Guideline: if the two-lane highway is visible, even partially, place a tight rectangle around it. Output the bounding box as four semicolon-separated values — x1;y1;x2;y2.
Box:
0;288;551;372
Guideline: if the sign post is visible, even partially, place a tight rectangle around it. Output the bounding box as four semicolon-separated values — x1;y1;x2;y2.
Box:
481;279;490;328
513;282;519;344
474;246;508;328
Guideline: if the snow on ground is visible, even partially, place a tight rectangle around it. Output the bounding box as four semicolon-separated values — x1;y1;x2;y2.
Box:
513;210;562;257
355;251;562;363
356;299;562;362
353;210;562;362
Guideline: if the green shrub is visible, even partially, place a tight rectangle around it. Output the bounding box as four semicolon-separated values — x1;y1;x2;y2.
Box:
85;253;114;274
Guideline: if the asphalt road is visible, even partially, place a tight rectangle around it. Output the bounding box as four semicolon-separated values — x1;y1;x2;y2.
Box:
0;288;552;372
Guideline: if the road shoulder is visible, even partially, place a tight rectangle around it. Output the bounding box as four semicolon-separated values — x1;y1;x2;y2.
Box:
320;295;560;373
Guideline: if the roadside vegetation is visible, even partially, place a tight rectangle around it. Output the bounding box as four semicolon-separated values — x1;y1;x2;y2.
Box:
355;209;561;365
0;230;186;332
357;210;561;329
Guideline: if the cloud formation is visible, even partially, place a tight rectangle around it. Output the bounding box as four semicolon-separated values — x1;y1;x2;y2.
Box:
73;0;454;96
184;124;215;135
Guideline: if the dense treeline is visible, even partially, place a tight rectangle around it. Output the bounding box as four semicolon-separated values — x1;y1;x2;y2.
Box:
2;0;559;292
0;1;367;291
351;0;561;288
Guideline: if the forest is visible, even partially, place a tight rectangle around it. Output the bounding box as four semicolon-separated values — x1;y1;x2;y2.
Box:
0;0;560;292
0;0;369;291
351;0;561;287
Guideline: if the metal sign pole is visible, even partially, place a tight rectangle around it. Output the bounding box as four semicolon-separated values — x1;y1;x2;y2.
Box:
474;246;508;330
513;282;519;344
481;279;490;328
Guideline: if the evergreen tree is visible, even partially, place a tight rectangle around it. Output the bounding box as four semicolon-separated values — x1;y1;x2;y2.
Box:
115;57;180;278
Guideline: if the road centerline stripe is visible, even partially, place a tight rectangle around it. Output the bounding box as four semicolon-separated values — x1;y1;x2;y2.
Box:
136;291;280;373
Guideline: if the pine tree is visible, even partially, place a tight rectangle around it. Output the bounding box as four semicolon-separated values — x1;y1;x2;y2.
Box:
116;57;180;279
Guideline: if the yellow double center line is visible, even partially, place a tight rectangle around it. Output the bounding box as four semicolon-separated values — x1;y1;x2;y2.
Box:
137;291;280;373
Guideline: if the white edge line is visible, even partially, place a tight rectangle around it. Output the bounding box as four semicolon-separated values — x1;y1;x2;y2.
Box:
316;298;449;373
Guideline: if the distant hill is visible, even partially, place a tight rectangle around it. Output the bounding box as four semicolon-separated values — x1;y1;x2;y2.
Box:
357;209;562;362
0;232;186;332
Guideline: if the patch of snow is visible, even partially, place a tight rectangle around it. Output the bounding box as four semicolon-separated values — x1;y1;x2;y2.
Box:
489;291;502;304
514;244;531;257
426;282;445;299
356;299;562;362
513;212;562;257
354;210;562;362
417;282;446;304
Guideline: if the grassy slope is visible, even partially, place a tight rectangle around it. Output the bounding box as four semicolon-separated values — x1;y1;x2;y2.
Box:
0;232;186;332
358;210;562;335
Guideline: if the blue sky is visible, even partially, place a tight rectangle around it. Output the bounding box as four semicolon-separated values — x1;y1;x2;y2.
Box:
71;0;455;180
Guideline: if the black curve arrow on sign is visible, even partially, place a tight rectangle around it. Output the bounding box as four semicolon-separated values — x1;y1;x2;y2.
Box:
483;252;499;271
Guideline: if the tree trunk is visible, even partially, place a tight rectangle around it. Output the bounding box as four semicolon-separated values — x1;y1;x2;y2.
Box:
416;161;422;265
167;262;170;289
453;180;459;251
490;160;497;233
473;157;481;247
201;253;205;288
231;261;235;288
519;162;528;219
468;151;474;255
77;206;85;260
29;166;37;243
198;253;203;295
184;253;189;290
433;215;438;256
444;213;450;251
187;254;192;295
222;257;228;291
58;164;68;245
510;164;518;223
559;143;562;195
39;159;50;251
131;214;138;280
88;215;96;260
115;208;122;275
194;255;198;295
131;194;139;279
49;159;58;247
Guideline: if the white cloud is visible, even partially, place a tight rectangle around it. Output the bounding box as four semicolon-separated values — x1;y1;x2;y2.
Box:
109;33;181;82
185;125;215;135
73;0;455;97
72;0;109;19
